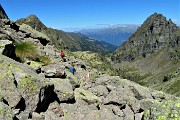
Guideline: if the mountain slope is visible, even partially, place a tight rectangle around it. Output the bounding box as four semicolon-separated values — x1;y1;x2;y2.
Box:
0;4;8;19
79;25;138;46
111;13;180;96
16;15;116;54
67;32;118;53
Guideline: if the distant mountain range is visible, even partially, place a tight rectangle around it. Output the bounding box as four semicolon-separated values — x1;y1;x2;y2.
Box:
78;25;139;46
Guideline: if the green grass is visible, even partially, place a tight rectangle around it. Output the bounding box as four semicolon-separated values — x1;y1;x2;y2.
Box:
15;41;39;62
38;55;52;65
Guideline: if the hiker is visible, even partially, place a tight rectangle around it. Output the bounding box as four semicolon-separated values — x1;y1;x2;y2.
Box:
70;63;76;75
60;51;65;58
60;51;65;62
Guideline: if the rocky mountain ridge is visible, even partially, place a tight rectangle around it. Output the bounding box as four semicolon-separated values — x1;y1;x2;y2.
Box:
0;4;180;120
16;15;117;55
111;13;179;62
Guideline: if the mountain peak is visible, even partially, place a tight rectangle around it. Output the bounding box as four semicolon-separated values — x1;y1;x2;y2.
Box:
26;14;40;21
112;13;178;62
0;4;9;19
16;14;46;31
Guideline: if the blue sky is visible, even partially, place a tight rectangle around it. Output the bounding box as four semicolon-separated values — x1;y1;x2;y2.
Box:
0;0;179;31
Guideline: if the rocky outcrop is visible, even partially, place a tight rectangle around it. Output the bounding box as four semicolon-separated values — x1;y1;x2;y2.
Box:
0;18;55;60
0;4;8;19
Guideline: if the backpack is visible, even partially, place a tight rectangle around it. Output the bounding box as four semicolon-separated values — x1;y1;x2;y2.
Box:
60;52;65;57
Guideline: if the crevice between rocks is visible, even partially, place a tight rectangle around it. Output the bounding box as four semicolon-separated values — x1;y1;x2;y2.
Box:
130;86;144;100
35;85;61;113
2;98;9;106
60;97;76;104
104;101;126;110
15;97;26;112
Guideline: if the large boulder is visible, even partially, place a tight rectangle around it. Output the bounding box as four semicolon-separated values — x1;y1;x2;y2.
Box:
41;64;66;78
46;78;74;102
0;54;45;117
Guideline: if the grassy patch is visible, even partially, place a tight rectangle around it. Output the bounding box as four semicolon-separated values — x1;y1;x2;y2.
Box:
15;41;39;62
38;55;52;65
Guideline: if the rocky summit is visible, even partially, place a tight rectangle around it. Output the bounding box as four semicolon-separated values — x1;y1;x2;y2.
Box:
0;4;180;120
112;13;179;62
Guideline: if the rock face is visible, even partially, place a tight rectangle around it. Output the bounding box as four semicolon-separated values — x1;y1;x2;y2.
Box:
111;13;179;62
0;4;8;19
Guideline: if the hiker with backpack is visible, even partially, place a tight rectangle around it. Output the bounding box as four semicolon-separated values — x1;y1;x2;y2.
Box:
70;63;76;75
60;51;65;62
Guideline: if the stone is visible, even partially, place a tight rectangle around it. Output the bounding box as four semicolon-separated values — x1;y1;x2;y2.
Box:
135;112;144;120
0;54;44;114
74;88;99;104
19;24;49;45
88;85;109;97
0;102;14;120
123;105;135;120
32;112;45;120
41;64;66;78
46;78;74;102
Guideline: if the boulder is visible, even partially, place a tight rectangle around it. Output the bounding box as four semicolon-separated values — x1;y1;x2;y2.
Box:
0;102;14;120
0;54;44;115
103;86;134;106
19;24;49;46
46;78;74;102
74;88;99;104
123;105;135;120
41;64;66;78
88;85;109;97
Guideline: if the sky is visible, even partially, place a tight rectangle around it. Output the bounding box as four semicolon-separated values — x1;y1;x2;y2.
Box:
0;0;179;31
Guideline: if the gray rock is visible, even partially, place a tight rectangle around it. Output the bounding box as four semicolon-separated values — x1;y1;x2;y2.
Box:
16;111;29;120
103;105;124;117
123;105;135;120
46;78;74;102
0;54;44;114
135;112;144;120
0;102;14;120
32;112;45;120
41;64;66;78
103;85;135;106
88;85;109;97
0;40;17;59
74;88;99;104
